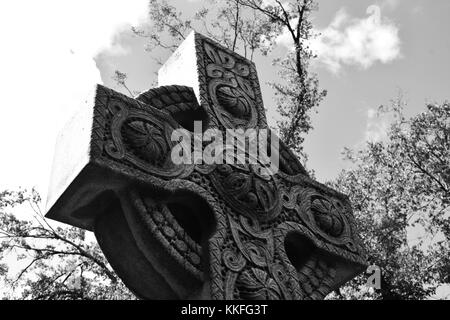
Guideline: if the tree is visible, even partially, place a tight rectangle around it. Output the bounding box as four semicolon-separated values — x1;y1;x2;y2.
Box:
128;0;326;166
137;0;279;60
328;100;450;300
0;189;134;299
236;0;327;164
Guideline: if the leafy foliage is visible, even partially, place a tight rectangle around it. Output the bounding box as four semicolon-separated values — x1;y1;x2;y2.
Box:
329;100;450;300
237;0;327;164
138;0;280;59
0;189;135;300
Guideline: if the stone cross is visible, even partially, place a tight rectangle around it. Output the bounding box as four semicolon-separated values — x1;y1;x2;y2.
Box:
46;32;367;300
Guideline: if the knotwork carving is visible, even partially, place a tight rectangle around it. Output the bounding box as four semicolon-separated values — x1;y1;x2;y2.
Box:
101;86;194;179
235;268;282;300
204;41;258;129
130;189;204;279
95;70;365;299
282;186;357;252
210;164;282;222
222;214;291;300
310;195;345;238
46;32;367;300
123;119;169;166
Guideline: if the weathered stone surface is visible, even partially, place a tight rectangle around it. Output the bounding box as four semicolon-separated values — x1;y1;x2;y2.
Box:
46;31;367;300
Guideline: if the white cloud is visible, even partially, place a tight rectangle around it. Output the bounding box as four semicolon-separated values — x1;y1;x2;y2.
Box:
289;5;401;73
0;0;148;197
364;107;393;142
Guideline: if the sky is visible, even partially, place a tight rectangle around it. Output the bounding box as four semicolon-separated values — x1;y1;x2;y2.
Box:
0;0;449;201
0;0;448;300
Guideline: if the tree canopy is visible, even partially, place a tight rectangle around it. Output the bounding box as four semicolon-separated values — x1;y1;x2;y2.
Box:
328;100;449;300
0;189;134;299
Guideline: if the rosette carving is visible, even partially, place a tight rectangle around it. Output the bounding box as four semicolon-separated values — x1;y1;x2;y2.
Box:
210;164;281;222
122;120;168;166
311;196;345;238
204;42;258;129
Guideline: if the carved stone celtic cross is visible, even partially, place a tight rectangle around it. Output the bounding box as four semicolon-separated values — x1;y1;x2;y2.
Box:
46;32;367;299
